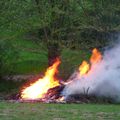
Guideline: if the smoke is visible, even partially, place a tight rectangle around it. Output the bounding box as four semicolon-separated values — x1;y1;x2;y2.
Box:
62;39;120;102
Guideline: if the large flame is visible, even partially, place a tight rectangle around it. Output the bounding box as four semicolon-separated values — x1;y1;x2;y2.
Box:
79;48;102;76
90;48;102;64
20;48;102;100
21;58;61;100
79;61;90;76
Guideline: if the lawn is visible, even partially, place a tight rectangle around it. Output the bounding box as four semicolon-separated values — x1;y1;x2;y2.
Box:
0;102;120;120
1;32;91;76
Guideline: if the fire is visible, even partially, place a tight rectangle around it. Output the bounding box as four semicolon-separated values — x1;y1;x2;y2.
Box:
57;96;65;102
21;58;61;100
79;61;90;76
90;48;102;64
79;48;102;76
20;48;102;101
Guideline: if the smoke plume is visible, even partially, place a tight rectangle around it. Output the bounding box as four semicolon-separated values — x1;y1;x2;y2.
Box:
62;39;120;102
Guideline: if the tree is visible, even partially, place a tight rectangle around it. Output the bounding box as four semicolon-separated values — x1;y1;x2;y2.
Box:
33;0;74;65
70;0;120;49
0;0;120;66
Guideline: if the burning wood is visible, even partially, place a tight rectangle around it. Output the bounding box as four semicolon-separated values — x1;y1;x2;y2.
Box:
21;58;61;100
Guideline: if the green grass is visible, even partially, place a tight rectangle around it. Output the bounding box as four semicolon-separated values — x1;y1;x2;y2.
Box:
14;48;90;75
0;28;48;74
1;38;90;75
0;29;91;76
0;102;120;120
13;50;48;74
59;49;90;79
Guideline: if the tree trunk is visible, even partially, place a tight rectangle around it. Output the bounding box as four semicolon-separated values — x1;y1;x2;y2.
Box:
34;0;62;66
47;42;61;66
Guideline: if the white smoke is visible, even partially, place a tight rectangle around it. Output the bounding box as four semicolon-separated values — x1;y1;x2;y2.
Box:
62;40;120;102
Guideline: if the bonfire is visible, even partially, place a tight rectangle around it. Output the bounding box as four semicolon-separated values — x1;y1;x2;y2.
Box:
16;48;102;103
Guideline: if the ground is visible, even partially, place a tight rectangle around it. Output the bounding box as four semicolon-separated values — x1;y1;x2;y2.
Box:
0;102;120;120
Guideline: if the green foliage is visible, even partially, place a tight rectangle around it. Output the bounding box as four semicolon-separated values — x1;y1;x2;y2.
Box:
0;40;19;79
23;0;120;49
0;0;120;77
60;48;90;79
0;0;119;47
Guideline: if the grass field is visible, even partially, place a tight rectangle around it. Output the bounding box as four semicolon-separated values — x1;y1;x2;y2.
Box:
0;102;120;120
1;30;90;75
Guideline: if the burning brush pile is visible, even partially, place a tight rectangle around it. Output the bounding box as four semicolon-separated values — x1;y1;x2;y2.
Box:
10;43;120;103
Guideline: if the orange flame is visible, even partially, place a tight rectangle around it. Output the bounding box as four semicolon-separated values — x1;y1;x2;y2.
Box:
90;48;102;64
79;61;90;76
79;48;102;76
21;58;61;100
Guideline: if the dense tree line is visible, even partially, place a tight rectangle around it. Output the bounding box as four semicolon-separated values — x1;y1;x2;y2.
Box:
0;0;120;72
